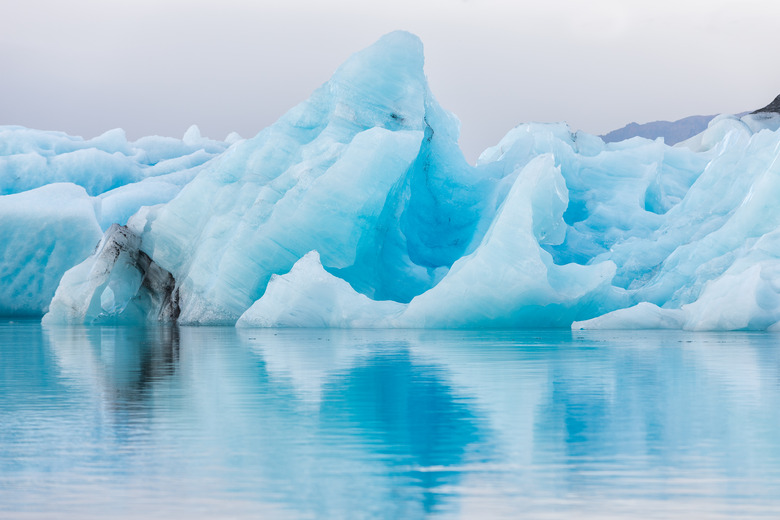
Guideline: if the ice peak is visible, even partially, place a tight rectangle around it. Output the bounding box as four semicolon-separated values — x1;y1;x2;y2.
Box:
182;124;202;145
374;30;424;57
320;31;427;130
344;31;424;72
332;31;425;86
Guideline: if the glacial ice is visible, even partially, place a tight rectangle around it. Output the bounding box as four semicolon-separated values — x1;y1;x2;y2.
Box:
236;251;404;328
0;183;101;316
0;125;230;197
0;126;232;315
43;224;179;325
5;31;780;329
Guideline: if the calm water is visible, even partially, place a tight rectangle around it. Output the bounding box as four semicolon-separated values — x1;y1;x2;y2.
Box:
2;321;780;519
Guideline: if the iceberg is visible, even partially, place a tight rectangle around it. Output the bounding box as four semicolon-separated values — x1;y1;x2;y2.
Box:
4;31;780;330
236;251;405;328
103;31;492;325
0;183;101;316
0;126;232;316
0;124;230;197
42;224;179;325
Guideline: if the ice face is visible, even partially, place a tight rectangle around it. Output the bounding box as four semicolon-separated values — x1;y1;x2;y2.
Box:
14;31;780;329
0;184;102;316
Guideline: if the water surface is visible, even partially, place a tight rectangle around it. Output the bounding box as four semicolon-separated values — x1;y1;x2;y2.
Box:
2;321;780;518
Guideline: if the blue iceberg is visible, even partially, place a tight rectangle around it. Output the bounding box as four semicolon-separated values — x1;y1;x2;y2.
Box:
0;124;231;316
5;31;780;330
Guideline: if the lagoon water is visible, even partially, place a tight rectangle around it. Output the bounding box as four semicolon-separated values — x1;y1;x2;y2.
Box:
2;321;780;519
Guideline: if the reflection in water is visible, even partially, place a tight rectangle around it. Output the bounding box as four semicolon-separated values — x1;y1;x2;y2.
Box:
320;348;483;515
1;324;780;519
49;325;180;404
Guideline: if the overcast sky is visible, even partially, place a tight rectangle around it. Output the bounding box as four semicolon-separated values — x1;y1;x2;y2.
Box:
3;0;780;162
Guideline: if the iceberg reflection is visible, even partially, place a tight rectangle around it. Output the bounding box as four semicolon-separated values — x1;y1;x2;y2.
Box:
0;324;778;518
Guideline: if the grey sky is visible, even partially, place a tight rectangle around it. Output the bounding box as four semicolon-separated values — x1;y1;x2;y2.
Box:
2;0;780;162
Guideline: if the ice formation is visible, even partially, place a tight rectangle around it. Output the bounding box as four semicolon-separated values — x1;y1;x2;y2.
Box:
4;31;780;329
43;224;179;325
0;126;232;315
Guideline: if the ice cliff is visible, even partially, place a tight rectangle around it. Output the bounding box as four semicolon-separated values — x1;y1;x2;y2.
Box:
4;31;780;330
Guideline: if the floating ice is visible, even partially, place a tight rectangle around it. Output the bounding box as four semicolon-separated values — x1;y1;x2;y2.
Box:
0;125;229;196
0;127;232;316
6;31;780;329
43;224;178;325
237;251;404;328
0;183;101;316
128;31;488;324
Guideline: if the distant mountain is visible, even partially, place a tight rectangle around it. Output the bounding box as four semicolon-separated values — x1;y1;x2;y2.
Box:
601;115;715;145
752;94;780;114
602;94;780;145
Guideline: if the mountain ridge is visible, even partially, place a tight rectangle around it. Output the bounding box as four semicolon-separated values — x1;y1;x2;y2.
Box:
752;94;780;115
602;93;779;145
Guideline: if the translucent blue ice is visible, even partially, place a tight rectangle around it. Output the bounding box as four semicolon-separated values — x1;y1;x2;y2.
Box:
6;32;780;329
0;126;233;315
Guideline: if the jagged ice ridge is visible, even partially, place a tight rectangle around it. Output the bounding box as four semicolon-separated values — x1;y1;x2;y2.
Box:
3;31;780;330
